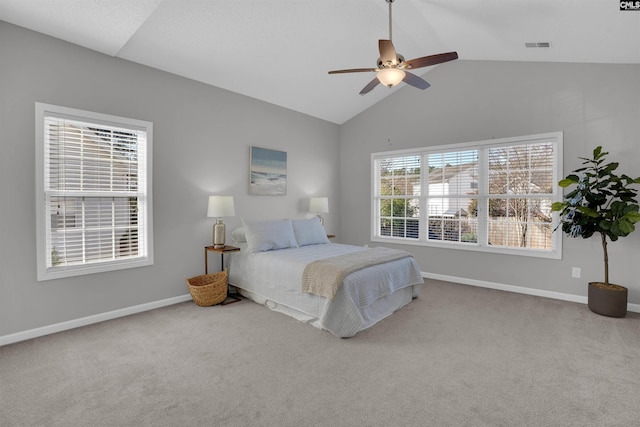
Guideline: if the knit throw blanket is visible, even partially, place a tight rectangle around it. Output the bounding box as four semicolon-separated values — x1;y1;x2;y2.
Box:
301;247;412;300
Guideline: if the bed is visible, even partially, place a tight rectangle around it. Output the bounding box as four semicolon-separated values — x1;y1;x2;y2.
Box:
227;217;423;338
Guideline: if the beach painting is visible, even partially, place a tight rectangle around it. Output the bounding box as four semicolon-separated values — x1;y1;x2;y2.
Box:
250;146;287;195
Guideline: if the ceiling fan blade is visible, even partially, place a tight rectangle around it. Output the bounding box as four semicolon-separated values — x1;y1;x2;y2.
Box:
328;68;377;75
359;77;381;95
402;71;431;90
404;51;458;70
379;39;398;65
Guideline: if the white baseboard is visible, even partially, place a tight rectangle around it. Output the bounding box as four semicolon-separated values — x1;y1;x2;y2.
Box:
0;294;193;347
422;272;640;314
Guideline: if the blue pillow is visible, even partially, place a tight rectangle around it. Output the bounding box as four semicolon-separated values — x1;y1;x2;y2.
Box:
292;217;330;246
242;219;298;253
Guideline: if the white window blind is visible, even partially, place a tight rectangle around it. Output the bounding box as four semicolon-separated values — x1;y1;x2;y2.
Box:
36;103;153;280
371;132;563;259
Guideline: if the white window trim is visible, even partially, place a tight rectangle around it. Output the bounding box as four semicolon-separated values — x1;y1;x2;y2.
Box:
35;103;154;281
371;132;563;259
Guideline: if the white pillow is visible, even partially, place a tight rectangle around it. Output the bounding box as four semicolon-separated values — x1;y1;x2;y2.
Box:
242;219;298;253
292;217;330;246
231;226;247;243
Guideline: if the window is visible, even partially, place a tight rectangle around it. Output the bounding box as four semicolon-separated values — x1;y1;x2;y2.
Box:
36;103;153;280
372;132;563;259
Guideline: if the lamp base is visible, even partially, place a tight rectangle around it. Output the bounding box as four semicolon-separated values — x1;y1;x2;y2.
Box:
213;219;226;249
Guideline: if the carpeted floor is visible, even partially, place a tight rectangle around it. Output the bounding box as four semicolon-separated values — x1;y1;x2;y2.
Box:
1;279;639;426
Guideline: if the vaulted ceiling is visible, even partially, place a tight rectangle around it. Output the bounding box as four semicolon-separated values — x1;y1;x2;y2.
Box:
1;0;638;124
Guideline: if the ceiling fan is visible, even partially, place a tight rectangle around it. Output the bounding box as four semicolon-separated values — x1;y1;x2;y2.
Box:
328;0;458;95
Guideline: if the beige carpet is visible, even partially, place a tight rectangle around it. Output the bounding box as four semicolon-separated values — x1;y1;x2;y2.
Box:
1;279;639;426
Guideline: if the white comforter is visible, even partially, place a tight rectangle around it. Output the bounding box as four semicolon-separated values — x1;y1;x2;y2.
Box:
228;243;423;337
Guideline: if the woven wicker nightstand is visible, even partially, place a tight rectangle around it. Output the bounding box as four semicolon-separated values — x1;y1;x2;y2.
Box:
204;245;241;305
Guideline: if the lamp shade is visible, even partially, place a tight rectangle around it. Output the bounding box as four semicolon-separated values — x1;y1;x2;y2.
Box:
207;196;235;218
377;68;406;87
309;197;329;214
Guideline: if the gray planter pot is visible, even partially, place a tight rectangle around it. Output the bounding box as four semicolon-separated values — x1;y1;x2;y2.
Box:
588;282;628;318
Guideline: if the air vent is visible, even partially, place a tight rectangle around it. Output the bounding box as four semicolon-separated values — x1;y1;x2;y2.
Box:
525;42;551;48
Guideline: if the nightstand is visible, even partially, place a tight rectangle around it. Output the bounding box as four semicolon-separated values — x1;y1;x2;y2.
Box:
204;245;241;305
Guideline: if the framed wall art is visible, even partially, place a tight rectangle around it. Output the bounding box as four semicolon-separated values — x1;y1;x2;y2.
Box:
249;146;287;195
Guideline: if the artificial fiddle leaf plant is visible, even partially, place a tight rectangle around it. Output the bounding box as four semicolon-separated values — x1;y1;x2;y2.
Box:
552;146;640;288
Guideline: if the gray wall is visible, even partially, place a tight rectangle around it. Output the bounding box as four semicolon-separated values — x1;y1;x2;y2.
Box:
0;21;340;337
339;59;640;304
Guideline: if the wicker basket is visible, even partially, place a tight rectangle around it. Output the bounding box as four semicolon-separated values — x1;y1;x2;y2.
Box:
186;271;228;306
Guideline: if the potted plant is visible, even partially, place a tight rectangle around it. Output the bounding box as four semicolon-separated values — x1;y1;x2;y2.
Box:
552;146;640;317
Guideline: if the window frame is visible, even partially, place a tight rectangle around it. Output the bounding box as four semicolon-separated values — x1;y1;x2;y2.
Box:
371;132;563;259
35;103;154;281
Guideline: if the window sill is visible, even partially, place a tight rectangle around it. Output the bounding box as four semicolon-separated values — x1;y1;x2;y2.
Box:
37;256;154;281
371;236;561;260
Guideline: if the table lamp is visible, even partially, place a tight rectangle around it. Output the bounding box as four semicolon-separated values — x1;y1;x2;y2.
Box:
207;196;235;248
309;197;329;226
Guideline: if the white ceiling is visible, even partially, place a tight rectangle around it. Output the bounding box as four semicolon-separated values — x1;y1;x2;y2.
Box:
1;0;639;124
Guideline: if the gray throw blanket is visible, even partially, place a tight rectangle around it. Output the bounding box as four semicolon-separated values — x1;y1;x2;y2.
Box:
301;247;412;300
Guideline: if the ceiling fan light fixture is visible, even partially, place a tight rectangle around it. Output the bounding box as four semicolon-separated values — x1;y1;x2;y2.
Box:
377;67;405;87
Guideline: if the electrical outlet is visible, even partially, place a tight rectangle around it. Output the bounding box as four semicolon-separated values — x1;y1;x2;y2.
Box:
572;267;581;278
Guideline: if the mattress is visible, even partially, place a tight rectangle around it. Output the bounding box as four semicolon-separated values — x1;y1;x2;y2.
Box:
228;243;423;337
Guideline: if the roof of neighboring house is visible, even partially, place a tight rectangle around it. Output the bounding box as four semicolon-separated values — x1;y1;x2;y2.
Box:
428;162;477;184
